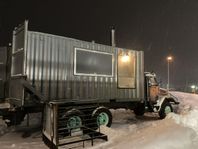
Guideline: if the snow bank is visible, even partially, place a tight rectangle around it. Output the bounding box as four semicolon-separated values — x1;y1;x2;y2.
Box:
91;112;198;149
0;119;7;136
168;109;198;134
170;91;198;113
168;91;198;134
91;92;198;149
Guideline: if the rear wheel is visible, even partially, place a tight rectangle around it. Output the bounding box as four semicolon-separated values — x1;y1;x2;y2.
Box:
134;103;145;116
83;107;112;135
94;107;112;127
60;109;84;137
67;115;82;129
96;111;111;126
159;101;173;119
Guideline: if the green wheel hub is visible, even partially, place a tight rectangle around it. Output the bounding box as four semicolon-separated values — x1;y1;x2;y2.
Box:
67;116;82;129
165;106;172;115
97;112;109;126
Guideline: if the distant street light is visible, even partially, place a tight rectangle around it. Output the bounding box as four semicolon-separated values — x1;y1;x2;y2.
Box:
191;85;197;94
167;56;173;91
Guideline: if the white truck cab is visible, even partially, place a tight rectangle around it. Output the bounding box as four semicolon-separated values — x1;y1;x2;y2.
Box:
144;72;179;118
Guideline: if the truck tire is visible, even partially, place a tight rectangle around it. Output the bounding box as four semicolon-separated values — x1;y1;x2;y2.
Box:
60;109;84;137
159;101;173;119
93;107;112;127
134;103;145;116
83;107;112;135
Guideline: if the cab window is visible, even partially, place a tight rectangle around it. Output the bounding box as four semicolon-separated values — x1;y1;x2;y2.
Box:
148;77;158;86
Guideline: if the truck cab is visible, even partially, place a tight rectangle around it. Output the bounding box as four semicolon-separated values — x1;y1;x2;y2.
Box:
143;72;179;118
145;72;160;104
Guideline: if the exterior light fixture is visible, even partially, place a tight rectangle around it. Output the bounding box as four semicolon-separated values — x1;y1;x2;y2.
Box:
121;52;129;62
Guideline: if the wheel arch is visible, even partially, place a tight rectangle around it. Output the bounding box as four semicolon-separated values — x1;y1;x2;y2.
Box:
158;97;175;112
91;106;112;127
92;106;108;117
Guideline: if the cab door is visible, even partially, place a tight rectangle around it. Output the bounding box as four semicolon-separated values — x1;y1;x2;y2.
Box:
147;76;159;103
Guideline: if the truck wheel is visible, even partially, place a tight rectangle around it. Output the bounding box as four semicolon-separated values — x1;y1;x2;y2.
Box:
84;107;112;135
134;103;145;116
60;109;84;137
159;101;173;119
94;107;112;127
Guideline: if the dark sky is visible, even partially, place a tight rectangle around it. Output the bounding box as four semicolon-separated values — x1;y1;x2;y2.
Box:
1;0;198;90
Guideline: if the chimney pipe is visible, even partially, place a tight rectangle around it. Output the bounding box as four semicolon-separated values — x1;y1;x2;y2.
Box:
111;27;116;47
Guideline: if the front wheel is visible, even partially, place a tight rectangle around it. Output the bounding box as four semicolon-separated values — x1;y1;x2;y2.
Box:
134;103;145;116
159;101;173;119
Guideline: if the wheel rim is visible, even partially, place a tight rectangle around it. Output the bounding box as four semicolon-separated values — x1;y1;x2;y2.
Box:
97;112;109;126
67;116;82;129
164;106;172;115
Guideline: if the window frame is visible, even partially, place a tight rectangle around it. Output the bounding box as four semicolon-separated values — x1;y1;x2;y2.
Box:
74;47;114;77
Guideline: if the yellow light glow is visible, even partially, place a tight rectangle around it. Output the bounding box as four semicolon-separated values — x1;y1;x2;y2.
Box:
122;54;129;62
167;56;173;61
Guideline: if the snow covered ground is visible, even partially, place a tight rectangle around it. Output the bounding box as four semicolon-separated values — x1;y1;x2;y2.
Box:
92;92;198;149
0;91;198;149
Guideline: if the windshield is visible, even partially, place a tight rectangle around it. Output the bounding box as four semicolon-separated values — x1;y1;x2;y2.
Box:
148;77;158;86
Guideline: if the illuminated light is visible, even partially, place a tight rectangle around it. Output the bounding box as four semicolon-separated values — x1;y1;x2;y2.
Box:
191;85;196;89
166;55;173;91
191;85;197;94
121;54;129;62
167;56;173;61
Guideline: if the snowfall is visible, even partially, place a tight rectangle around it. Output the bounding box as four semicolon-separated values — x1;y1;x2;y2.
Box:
0;91;198;149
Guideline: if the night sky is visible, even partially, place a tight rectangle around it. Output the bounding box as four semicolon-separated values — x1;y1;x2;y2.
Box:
1;0;198;90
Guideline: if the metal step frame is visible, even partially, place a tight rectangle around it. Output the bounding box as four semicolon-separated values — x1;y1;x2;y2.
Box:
42;101;108;149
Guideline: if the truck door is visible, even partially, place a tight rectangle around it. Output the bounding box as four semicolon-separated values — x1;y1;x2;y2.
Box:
147;76;159;103
117;49;136;88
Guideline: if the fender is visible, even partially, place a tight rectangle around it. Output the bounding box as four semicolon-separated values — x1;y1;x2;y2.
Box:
155;94;179;112
92;106;108;117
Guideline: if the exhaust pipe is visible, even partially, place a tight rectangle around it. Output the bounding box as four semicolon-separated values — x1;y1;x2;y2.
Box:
111;27;116;47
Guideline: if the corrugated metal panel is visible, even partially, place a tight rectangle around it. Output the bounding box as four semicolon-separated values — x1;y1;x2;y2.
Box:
0;80;4;99
0;47;7;81
11;23;26;76
0;47;7;64
24;31;144;102
0;47;7;99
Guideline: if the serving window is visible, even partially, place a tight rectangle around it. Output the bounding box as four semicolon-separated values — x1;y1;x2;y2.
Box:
74;48;113;77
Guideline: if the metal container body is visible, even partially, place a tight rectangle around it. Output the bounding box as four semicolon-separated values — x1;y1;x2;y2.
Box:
10;21;144;104
0;80;4;99
0;47;7;99
0;47;7;81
